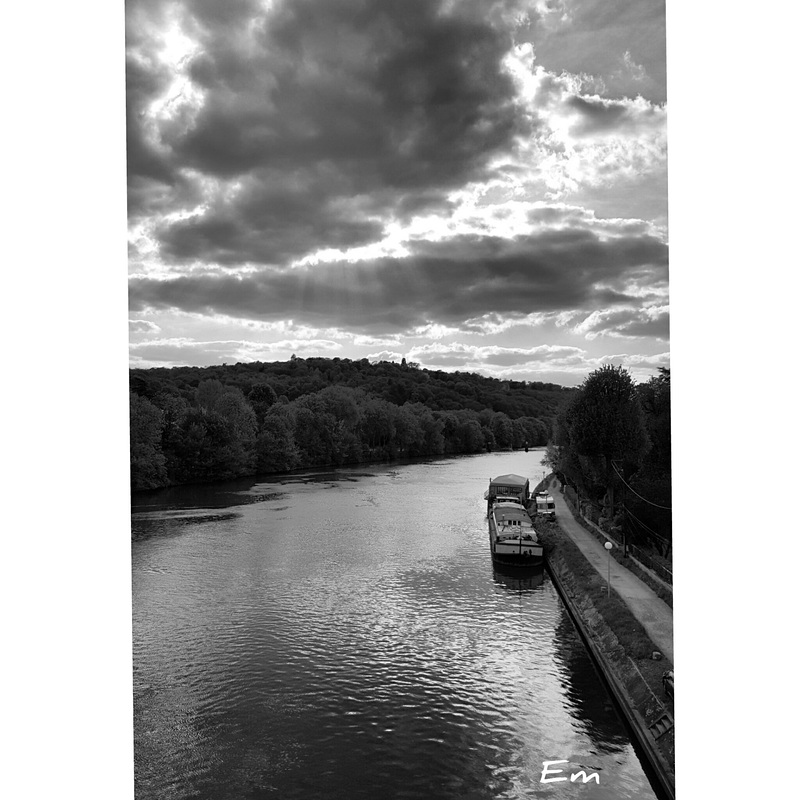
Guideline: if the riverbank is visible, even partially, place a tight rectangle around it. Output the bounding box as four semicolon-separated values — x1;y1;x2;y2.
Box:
538;517;676;799
560;488;673;608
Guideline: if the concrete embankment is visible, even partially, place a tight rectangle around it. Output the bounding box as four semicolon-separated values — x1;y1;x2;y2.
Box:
540;527;676;800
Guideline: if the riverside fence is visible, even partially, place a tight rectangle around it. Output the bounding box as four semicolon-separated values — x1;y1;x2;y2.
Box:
561;483;673;590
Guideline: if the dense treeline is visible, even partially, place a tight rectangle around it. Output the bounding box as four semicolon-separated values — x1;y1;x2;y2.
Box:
130;356;573;491
545;366;671;557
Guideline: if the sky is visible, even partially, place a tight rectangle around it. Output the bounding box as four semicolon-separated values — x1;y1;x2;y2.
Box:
126;0;669;386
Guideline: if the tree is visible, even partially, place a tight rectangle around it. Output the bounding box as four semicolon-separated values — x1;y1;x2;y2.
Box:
151;392;190;483
256;413;300;473
456;418;484;452
169;388;258;483
195;378;226;411
213;389;258;473
636;368;671;473
490;412;514;449
630;368;672;551
248;382;278;425
393;405;425;456
540;442;561;472
129;393;167;490
405;403;445;454
361;398;396;452
128;356;570;483
562;365;650;516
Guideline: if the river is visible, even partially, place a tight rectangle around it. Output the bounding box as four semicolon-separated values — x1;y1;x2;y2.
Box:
131;449;659;799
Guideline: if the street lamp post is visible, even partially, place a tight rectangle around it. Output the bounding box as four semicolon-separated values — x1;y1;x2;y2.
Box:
604;541;613;598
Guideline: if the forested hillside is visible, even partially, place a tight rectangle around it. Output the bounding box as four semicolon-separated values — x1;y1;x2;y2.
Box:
129;356;573;491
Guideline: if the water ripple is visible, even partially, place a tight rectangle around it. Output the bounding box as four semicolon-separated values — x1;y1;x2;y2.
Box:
132;453;658;800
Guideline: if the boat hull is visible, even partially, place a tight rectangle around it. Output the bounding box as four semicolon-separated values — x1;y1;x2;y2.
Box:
488;511;544;568
491;550;544;569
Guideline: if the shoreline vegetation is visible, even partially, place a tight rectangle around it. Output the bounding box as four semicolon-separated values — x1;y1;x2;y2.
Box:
130;356;571;492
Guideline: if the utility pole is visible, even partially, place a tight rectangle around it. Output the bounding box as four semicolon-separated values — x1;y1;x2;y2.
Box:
614;459;627;558
621;470;627;558
604;541;613;597
623;511;628;558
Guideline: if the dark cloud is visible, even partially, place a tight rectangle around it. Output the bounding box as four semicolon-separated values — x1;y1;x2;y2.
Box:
567;96;627;133
177;0;524;184
125;53;179;217
566;95;658;137
157;169;386;264
130;227;668;333
128;0;533;263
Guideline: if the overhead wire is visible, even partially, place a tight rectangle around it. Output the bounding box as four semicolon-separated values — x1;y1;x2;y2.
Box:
612;461;672;510
624;505;668;544
623;508;673;574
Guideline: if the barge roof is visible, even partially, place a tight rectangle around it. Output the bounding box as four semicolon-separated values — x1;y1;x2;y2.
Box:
489;473;528;487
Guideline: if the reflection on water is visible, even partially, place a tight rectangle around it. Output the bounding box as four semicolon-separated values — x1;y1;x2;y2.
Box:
131;510;242;541
552;609;631;752
492;565;547;593
132;452;659;799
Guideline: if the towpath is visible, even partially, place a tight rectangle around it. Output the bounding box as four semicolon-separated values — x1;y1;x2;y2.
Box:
547;479;674;664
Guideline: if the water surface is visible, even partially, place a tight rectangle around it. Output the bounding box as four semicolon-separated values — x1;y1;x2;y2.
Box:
132;451;658;799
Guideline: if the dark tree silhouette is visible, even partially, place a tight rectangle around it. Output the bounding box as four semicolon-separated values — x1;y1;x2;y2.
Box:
561;365;650;516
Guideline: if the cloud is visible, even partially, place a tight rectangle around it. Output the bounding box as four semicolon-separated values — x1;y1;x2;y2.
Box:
353;335;403;347
129;319;161;333
407;341;585;368
127;0;533;264
129;335;342;367
130;226;667;334
127;1;667;270
367;350;405;363
619;50;647;82
496;44;666;208
573;305;669;340
520;0;667;104
402;340;669;386
565;95;661;138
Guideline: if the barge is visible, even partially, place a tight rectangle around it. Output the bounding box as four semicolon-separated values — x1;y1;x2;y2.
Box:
485;474;543;568
484;473;530;513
